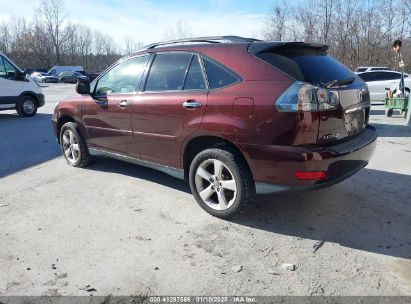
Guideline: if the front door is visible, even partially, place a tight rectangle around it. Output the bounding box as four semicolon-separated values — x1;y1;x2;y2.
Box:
132;52;208;168
82;54;150;157
0;55;24;109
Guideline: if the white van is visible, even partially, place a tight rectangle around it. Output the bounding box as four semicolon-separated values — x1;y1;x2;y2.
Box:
0;52;44;117
48;66;84;77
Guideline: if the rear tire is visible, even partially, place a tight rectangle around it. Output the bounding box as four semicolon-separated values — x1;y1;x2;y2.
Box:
16;96;38;117
60;122;92;167
189;147;255;219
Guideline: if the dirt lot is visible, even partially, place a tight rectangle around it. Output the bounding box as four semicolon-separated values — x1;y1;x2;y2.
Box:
0;83;410;296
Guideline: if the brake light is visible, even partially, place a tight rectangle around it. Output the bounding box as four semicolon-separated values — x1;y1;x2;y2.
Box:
276;81;339;112
295;171;328;180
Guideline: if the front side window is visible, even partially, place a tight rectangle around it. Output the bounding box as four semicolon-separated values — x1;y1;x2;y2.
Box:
202;57;239;89
145;53;192;92
0;56;18;80
95;55;149;95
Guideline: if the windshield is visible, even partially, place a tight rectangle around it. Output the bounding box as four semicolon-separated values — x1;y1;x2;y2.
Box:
256;47;359;87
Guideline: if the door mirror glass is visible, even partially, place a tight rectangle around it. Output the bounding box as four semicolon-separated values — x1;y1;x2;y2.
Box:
76;80;90;95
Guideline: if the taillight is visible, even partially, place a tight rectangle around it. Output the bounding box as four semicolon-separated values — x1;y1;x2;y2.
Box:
276;81;339;112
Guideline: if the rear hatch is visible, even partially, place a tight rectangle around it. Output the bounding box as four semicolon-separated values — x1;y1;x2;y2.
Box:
249;42;370;145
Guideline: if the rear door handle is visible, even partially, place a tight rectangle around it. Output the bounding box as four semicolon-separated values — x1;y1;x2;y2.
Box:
182;100;202;109
118;100;131;108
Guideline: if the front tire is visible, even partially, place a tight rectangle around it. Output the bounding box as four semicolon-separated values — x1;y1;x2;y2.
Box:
189;148;255;219
16;96;38;117
60;122;92;167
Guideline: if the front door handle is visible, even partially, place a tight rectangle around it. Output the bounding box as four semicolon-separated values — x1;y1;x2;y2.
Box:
182;100;202;109
118;100;131;108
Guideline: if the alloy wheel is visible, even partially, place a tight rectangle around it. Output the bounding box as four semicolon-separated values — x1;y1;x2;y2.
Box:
62;129;80;164
194;159;237;211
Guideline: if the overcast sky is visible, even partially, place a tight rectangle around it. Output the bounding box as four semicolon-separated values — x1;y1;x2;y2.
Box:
0;0;274;46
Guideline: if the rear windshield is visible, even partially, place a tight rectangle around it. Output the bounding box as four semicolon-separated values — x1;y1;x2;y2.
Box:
256;47;356;87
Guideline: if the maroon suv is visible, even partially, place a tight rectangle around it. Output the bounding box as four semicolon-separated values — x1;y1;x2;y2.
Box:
52;36;376;218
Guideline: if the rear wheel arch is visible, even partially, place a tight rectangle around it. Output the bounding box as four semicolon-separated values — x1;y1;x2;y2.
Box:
182;135;254;182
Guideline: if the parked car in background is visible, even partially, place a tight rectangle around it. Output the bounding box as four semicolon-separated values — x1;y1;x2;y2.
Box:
355;66;391;73
86;72;100;82
357;70;410;101
25;68;48;76
48;66;84;77
52;36;376;218
31;72;59;83
0;51;44;117
58;71;89;83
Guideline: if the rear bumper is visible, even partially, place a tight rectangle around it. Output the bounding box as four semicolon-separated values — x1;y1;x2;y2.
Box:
241;125;377;194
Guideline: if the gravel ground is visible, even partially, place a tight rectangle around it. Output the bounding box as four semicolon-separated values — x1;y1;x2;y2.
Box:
0;83;410;296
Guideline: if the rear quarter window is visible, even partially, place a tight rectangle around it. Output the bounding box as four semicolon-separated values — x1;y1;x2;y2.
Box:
202;57;240;89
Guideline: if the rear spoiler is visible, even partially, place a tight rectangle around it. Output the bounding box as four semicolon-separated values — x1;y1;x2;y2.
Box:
248;41;329;55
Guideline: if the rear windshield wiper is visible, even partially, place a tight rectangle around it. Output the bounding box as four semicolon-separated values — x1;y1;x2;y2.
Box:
324;77;355;88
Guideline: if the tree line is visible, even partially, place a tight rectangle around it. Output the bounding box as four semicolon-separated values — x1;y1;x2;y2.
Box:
1;0;410;73
0;0;142;72
263;0;411;71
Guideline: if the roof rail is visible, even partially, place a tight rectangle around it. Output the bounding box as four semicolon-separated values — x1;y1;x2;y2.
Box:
142;36;260;50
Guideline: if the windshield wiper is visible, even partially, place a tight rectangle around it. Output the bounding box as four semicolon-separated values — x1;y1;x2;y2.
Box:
324;77;355;88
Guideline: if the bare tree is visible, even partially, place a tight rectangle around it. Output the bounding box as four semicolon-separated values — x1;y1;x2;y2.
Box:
36;0;69;64
263;1;289;41
124;36;144;54
163;20;193;40
262;0;411;70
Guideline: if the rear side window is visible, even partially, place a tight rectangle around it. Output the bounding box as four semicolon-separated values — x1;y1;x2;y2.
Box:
256;47;356;86
375;72;401;81
202;57;239;89
183;55;206;90
145;53;192;91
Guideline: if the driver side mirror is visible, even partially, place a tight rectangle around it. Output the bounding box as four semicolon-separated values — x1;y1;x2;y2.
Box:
76;80;91;95
12;71;26;81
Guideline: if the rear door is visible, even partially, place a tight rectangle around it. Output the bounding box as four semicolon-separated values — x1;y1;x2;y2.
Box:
82;54;150;157
132;52;208;168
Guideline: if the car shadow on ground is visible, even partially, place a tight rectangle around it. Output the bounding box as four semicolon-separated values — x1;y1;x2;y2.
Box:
234;168;411;259
373;122;411;137
86;155;411;259
0;113;60;177
87;157;191;193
